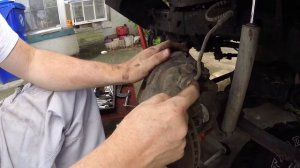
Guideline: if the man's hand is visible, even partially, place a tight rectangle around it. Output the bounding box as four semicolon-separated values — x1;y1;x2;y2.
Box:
72;82;199;168
2;38;186;91
119;40;187;83
105;82;199;168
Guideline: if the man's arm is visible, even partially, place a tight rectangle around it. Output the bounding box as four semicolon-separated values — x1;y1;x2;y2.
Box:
0;39;184;91
72;82;199;168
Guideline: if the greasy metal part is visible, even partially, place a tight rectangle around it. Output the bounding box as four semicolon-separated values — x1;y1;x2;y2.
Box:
94;85;116;110
169;0;216;8
139;51;200;168
212;71;233;83
187;114;202;168
138;51;197;101
107;0;300;67
194;10;234;80
151;10;209;36
138;51;218;168
149;8;237;42
123;90;136;108
107;0;240;51
116;85;129;98
213;44;238;60
202;135;229;166
200;104;210;123
149;1;237;50
203;149;225;166
250;0;256;24
106;0;169;28
238;118;300;166
123;90;130;106
205;0;231;22
221;24;260;133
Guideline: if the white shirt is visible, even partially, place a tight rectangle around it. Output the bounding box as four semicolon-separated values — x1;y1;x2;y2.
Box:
0;14;19;63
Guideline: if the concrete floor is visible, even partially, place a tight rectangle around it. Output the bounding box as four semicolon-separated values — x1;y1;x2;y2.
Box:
0;79;25;100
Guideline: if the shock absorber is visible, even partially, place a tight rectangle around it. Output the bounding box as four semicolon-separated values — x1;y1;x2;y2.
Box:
221;0;260;134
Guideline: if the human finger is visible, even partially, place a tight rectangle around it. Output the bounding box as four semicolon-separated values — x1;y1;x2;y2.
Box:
155;40;188;51
185;113;189;123
142;41;187;58
142;93;170;105
169;81;199;110
141;49;170;72
169;139;187;163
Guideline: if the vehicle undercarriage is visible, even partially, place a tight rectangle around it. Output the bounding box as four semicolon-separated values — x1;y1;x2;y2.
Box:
107;0;300;167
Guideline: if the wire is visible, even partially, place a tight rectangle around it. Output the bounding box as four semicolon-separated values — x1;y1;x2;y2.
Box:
194;10;234;80
250;0;256;24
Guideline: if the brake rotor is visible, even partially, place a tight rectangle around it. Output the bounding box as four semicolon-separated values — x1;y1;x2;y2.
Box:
138;51;205;168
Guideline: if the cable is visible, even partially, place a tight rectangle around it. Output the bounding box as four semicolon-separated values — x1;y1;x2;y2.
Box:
194;10;234;80
250;0;256;24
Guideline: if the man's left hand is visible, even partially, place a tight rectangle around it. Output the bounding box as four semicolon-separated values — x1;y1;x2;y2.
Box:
119;40;187;83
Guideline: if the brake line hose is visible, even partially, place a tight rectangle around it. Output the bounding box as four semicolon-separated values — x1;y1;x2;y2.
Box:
194;10;234;80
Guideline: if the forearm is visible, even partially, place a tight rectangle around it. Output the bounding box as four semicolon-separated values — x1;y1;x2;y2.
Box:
28;49;126;91
71;83;199;168
71;140;121;168
71;136;142;168
1;39;178;91
1;39;127;91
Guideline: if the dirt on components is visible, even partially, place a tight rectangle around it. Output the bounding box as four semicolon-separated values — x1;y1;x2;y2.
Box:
138;51;219;168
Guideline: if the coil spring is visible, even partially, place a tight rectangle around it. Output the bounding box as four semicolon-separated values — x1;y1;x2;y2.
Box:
205;0;231;22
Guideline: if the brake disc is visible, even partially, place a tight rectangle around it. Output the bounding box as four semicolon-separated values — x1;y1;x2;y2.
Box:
138;51;215;168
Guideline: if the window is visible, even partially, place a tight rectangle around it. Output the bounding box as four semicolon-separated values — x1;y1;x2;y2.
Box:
70;0;107;25
16;0;66;34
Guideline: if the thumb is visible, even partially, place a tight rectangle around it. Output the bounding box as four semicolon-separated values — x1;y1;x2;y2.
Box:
142;93;171;105
168;81;199;110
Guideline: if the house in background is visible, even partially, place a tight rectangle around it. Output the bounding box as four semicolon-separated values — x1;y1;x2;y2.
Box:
15;0;137;55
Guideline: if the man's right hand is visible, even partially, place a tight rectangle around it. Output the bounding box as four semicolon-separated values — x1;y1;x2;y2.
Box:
107;82;199;168
72;82;199;168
